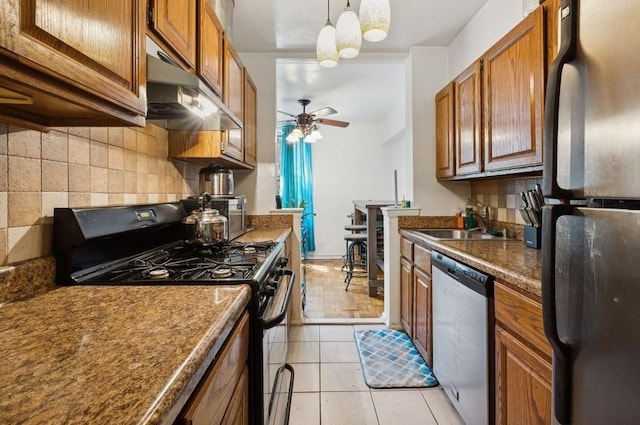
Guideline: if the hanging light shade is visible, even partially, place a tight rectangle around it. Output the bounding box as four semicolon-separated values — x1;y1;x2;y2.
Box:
335;0;361;59
303;133;318;143
286;127;304;143
310;126;323;140
317;0;339;68
359;0;390;42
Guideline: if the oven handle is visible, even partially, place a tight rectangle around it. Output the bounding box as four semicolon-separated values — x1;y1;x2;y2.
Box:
266;363;295;425
263;269;295;330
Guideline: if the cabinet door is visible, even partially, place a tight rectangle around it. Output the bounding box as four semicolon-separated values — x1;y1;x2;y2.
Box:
223;35;244;122
0;0;145;116
150;0;197;68
495;326;552;425
221;366;249;425
435;82;455;179
483;7;544;172
400;257;413;337
243;72;257;167
223;129;244;162
413;267;432;367
199;0;224;95
542;0;561;73
454;61;483;175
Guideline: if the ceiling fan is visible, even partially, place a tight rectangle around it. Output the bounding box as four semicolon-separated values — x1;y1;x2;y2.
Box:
278;99;350;142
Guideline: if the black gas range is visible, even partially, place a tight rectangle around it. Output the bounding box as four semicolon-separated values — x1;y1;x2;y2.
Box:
53;202;295;425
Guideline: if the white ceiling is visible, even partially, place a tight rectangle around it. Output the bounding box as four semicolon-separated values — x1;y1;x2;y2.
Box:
231;0;488;126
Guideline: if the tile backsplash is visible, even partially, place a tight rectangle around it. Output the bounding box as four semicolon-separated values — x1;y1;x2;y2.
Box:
470;175;543;225
0;124;200;265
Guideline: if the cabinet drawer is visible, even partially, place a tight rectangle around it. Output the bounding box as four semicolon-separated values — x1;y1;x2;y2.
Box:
400;238;413;261
414;245;431;274
494;282;551;358
180;311;250;425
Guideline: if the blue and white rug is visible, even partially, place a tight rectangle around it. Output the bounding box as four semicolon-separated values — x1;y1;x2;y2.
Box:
354;329;438;389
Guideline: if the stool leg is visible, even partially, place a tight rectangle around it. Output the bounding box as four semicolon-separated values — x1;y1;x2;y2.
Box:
345;241;354;290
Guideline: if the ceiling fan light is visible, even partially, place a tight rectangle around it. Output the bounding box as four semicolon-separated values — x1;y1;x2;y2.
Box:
286;131;299;143
335;4;361;59
310;127;323;140
303;133;318;143
291;127;304;138
317;23;339;68
359;0;390;42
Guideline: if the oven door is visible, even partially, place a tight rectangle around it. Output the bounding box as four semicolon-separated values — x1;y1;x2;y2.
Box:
262;268;295;425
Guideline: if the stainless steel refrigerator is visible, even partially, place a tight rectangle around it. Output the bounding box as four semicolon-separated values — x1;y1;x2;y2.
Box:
543;0;640;424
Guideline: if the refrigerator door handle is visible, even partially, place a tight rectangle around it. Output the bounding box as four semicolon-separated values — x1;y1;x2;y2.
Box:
542;205;574;424
543;0;578;200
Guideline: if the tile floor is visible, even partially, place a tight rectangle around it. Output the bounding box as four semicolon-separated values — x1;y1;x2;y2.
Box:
287;324;465;425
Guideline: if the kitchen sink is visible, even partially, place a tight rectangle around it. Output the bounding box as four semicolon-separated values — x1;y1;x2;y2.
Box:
416;229;508;240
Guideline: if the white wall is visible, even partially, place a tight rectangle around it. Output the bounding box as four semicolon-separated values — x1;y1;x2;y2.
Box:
309;123;394;258
448;0;523;78
408;47;469;214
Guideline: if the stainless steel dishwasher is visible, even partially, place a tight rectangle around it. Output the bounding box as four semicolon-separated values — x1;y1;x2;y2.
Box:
431;252;494;425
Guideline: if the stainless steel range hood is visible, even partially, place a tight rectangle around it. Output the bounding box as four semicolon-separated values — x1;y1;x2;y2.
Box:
146;48;241;131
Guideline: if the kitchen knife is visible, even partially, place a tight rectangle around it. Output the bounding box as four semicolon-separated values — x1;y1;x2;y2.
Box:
520;192;529;208
519;208;534;226
534;183;545;206
528;190;540;211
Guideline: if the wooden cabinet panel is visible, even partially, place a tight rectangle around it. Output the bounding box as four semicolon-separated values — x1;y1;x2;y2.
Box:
435;82;455;180
223;35;244;122
400;257;413;337
199;0;224;95
542;0;561;72
413;267;432;366
151;0;197;68
495;281;551;358
483;7;544;171
243;72;257;167
413;244;431;273
221;366;249;425
224;129;244;162
0;0;146;127
454;61;483;175
400;237;413;261
496;326;552;425
179;311;249;425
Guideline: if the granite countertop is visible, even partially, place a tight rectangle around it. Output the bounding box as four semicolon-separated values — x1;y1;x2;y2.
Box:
0;285;251;425
235;227;291;244
401;230;542;299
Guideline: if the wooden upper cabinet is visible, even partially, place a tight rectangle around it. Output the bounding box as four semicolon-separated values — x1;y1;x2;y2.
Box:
223;35;244;123
454;61;483;176
224;129;244;162
150;0;197;69
199;0;224;95
435;82;455;180
0;0;146;127
482;7;545;172
243;71;257;168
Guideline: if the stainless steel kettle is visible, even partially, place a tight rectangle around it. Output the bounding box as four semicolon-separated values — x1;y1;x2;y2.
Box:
195;208;228;245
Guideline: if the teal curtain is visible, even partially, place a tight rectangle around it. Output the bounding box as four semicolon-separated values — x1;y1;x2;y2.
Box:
280;124;316;252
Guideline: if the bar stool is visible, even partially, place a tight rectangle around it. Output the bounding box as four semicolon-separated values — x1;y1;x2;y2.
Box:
344;233;367;290
342;224;367;272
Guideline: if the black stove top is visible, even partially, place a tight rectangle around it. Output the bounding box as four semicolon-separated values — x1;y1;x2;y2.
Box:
78;240;276;284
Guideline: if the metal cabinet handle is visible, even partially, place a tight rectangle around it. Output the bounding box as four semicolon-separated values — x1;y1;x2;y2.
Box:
542;205;574;424
543;0;578;200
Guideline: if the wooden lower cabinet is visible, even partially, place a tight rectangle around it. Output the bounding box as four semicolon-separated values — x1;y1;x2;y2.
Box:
177;311;250;425
495;326;552;425
399;238;433;366
494;281;552;425
413;267;432;366
400;256;413;338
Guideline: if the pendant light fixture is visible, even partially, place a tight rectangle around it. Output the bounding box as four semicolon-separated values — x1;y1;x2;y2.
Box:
316;0;339;68
359;0;391;42
335;0;361;59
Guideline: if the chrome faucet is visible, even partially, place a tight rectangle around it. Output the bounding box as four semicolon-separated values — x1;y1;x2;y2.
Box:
467;210;489;233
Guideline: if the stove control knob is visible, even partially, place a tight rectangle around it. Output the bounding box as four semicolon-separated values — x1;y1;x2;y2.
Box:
265;285;277;297
277;257;289;268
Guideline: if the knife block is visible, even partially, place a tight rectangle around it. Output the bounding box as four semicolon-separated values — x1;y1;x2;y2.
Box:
524;226;541;249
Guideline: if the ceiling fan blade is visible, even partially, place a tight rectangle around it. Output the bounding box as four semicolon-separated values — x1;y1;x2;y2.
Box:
316;118;350;128
277;110;297;118
309;107;337;118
